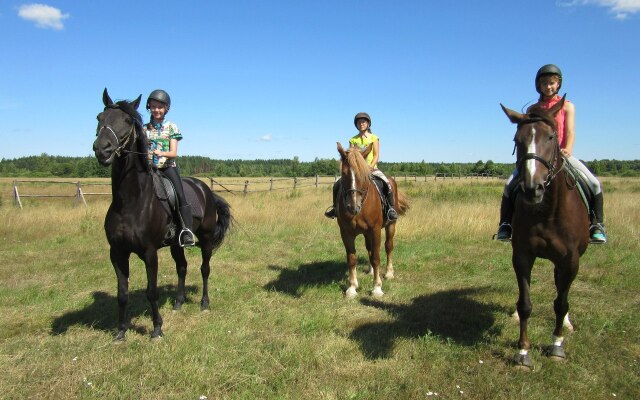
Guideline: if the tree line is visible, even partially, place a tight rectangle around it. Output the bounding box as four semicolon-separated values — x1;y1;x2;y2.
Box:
1;154;639;178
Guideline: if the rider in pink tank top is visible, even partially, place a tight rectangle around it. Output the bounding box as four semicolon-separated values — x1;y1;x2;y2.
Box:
538;95;569;149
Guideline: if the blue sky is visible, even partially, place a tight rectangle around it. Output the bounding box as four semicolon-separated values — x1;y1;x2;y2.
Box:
1;1;638;163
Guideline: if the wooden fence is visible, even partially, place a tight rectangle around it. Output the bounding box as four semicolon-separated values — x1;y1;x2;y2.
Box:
12;180;110;209
11;173;498;207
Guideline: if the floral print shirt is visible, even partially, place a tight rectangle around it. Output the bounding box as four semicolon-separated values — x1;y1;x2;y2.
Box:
143;120;182;169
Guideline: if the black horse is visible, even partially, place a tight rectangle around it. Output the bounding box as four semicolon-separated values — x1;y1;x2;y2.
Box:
93;89;231;340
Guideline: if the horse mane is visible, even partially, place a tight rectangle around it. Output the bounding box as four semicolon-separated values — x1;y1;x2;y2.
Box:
112;100;149;172
346;148;372;184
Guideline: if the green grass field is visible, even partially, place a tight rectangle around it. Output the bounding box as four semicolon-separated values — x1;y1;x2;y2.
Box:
0;177;638;399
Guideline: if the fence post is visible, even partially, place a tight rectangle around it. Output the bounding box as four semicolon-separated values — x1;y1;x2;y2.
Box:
210;177;215;191
243;180;249;196
76;182;87;207
293;177;298;190
315;175;319;188
13;180;23;209
269;178;273;191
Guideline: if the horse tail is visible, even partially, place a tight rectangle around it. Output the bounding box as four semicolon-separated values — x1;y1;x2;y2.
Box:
396;189;410;216
210;192;232;251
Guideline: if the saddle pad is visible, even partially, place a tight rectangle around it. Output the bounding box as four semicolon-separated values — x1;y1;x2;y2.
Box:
183;180;205;220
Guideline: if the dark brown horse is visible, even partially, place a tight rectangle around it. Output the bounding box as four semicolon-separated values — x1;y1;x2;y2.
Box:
501;96;589;368
93;89;232;340
335;142;409;298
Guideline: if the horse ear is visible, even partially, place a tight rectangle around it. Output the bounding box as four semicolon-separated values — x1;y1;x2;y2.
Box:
103;88;113;107
501;103;524;124
361;143;373;158
549;94;566;116
337;142;347;158
131;95;142;110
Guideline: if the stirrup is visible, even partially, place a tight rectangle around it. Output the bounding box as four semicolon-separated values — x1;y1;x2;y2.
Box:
386;208;398;221
494;223;512;242
589;224;607;244
324;206;336;219
179;229;195;247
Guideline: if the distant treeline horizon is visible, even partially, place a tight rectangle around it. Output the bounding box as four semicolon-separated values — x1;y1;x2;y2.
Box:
1;153;639;178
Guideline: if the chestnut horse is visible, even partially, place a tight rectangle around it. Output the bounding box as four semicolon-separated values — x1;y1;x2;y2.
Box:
501;96;589;368
335;142;409;298
93;89;231;340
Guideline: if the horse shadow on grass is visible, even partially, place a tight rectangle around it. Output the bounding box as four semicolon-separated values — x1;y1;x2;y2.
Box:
263;257;369;297
50;284;198;336
349;286;509;359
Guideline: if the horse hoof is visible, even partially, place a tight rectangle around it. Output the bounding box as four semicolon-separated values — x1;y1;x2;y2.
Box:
151;328;164;340
114;330;126;342
513;353;534;369
345;287;357;299
547;345;566;360
371;287;384;297
384;272;395;279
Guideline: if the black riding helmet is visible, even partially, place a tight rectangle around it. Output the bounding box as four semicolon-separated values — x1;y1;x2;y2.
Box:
354;112;371;127
535;64;562;95
146;89;171;111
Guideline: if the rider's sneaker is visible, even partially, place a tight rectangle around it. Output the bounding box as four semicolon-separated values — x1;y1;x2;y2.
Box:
387;208;399;221
495;223;512;242
180;230;196;247
589;224;607;244
324;207;336;219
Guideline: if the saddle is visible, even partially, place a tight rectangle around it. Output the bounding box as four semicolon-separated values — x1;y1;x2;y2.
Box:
150;169;205;245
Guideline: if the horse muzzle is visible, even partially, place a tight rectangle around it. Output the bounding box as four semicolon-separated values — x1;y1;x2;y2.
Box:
93;138;116;166
520;181;545;204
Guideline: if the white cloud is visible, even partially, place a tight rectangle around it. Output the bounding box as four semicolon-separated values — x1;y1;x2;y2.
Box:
259;134;273;142
560;0;640;19
18;4;69;30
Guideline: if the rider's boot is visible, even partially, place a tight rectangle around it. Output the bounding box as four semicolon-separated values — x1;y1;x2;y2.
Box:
495;194;513;241
589;192;607;244
324;181;339;219
386;190;399;221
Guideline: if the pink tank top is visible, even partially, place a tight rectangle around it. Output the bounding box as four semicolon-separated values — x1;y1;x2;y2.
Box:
537;95;569;149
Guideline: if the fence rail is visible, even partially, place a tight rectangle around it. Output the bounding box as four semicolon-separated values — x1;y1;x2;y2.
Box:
11;173;499;207
12;180;110;209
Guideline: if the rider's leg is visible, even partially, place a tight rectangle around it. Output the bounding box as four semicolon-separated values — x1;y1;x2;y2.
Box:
496;170;518;241
371;169;398;221
162;167;195;247
324;179;340;219
566;156;607;243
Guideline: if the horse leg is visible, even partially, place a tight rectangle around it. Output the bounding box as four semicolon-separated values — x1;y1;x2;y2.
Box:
199;245;213;311
142;249;163;339
549;257;579;360
364;235;373;275
340;230;358;298
170;245;188;311
367;230;384;297
513;253;535;368
384;222;396;279
110;247;130;341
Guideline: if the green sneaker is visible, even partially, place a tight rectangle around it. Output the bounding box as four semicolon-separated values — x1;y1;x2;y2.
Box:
589;224;607;244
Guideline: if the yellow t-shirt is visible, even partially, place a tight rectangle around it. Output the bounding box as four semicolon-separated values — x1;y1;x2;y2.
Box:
349;133;379;168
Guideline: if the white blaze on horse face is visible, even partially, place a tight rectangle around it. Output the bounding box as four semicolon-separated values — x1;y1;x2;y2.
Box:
350;169;357;203
526;128;537;187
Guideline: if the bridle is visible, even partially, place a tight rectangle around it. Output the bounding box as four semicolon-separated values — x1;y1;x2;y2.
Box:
96;105;141;157
339;167;370;214
514;116;564;188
